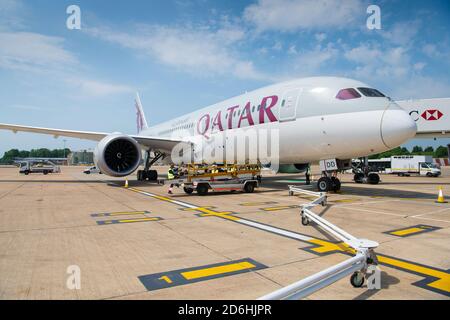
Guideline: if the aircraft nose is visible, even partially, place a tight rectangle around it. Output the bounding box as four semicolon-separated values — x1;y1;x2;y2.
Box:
381;103;417;149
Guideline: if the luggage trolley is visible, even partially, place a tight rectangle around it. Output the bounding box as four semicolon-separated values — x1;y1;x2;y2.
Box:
169;163;262;196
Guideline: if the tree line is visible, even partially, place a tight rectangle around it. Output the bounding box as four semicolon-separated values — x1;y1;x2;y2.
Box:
0;148;71;164
369;145;448;159
0;145;448;164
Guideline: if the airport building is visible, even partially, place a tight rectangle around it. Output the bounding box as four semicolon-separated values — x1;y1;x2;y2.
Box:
68;150;94;165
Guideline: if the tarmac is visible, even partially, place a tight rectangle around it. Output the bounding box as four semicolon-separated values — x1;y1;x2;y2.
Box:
0;165;449;300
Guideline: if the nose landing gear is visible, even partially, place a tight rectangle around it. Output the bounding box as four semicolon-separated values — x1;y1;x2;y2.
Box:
317;175;341;192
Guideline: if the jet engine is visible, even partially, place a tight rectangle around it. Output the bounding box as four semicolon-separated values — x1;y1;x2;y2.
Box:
94;134;142;177
278;163;310;173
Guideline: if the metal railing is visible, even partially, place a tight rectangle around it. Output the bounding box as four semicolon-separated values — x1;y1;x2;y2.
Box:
259;186;378;300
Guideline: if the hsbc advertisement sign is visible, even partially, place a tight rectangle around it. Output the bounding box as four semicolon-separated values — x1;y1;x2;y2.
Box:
421;109;443;121
409;108;444;122
399;98;450;136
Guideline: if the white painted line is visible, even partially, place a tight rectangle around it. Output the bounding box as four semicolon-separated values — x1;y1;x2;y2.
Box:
410;207;450;218
333;199;400;208
410;216;450;223
170;200;198;209
129;187;199;209
337;206;406;217
238;219;313;242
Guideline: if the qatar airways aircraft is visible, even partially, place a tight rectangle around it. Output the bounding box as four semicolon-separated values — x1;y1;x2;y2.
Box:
0;77;417;192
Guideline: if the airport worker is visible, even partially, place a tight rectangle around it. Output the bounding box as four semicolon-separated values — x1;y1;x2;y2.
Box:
305;164;311;185
173;165;179;178
167;165;175;194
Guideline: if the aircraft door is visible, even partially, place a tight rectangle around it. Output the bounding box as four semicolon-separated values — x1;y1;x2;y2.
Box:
279;88;301;122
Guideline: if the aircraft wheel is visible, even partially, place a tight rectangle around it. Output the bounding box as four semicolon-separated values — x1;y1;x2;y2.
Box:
368;173;380;185
147;170;158;181
317;177;332;192
197;184;208;196
24;170;30;175
43;170;48;175
331;177;341;192
244;182;255;193
137;170;143;181
354;173;364;183
183;187;194;194
350;272;365;288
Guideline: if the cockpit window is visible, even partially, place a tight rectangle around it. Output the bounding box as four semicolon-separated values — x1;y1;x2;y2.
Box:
357;87;386;97
336;88;361;100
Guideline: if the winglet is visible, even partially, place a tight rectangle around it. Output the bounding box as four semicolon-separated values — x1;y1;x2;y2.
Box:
135;92;149;134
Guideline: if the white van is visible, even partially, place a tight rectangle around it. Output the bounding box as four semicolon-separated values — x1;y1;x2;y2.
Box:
391;155;441;177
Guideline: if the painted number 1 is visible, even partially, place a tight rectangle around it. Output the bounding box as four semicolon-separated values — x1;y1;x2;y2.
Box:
158;275;173;284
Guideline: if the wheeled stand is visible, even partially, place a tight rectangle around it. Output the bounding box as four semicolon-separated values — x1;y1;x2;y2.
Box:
137;150;164;181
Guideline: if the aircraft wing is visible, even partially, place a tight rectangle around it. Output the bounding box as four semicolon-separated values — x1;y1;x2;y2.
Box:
0;123;184;152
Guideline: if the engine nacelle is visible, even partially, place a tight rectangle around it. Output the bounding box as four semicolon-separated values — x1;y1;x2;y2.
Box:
278;163;310;173
94;134;141;177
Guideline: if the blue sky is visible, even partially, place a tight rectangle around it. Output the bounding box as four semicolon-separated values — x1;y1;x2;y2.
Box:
1;0;450;155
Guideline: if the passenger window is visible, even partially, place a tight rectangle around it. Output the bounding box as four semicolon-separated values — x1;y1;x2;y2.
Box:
336;88;361;100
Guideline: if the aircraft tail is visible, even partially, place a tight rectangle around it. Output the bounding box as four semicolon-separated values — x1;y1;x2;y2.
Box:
135;92;149;134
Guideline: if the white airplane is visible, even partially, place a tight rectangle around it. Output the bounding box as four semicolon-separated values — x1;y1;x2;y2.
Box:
0;77;417;192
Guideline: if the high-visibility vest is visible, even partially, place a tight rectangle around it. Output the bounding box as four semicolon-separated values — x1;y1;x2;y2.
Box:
167;169;175;180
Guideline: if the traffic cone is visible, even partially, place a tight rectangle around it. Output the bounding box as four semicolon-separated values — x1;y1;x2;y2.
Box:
436;187;447;203
124;179;129;188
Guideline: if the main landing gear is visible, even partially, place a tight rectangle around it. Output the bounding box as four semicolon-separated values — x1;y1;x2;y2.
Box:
317;175;341;192
353;157;380;185
137;150;164;181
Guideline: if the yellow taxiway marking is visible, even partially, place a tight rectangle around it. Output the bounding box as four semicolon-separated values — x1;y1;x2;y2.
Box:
332;199;360;203
391;227;425;236
262;205;299;211
386;224;441;237
307;239;356;254
115;217;159;223
94;211;149;217
97;217;160;225
193;207;239;221
240;201;278;206
378;255;450;293
124;185;450;296
181;261;256;280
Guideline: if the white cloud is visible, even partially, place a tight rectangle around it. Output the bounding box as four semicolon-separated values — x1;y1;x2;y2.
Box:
0;31;134;97
391;76;450;100
243;0;364;32
292;44;339;75
0;32;77;72
288;45;297;55
5;104;43;111
344;43;411;79
423;44;438;58
65;77;134;97
381;21;420;46
272;41;282;51
87;25;269;81
413;62;426;71
315;33;327;42
0;0;25;30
